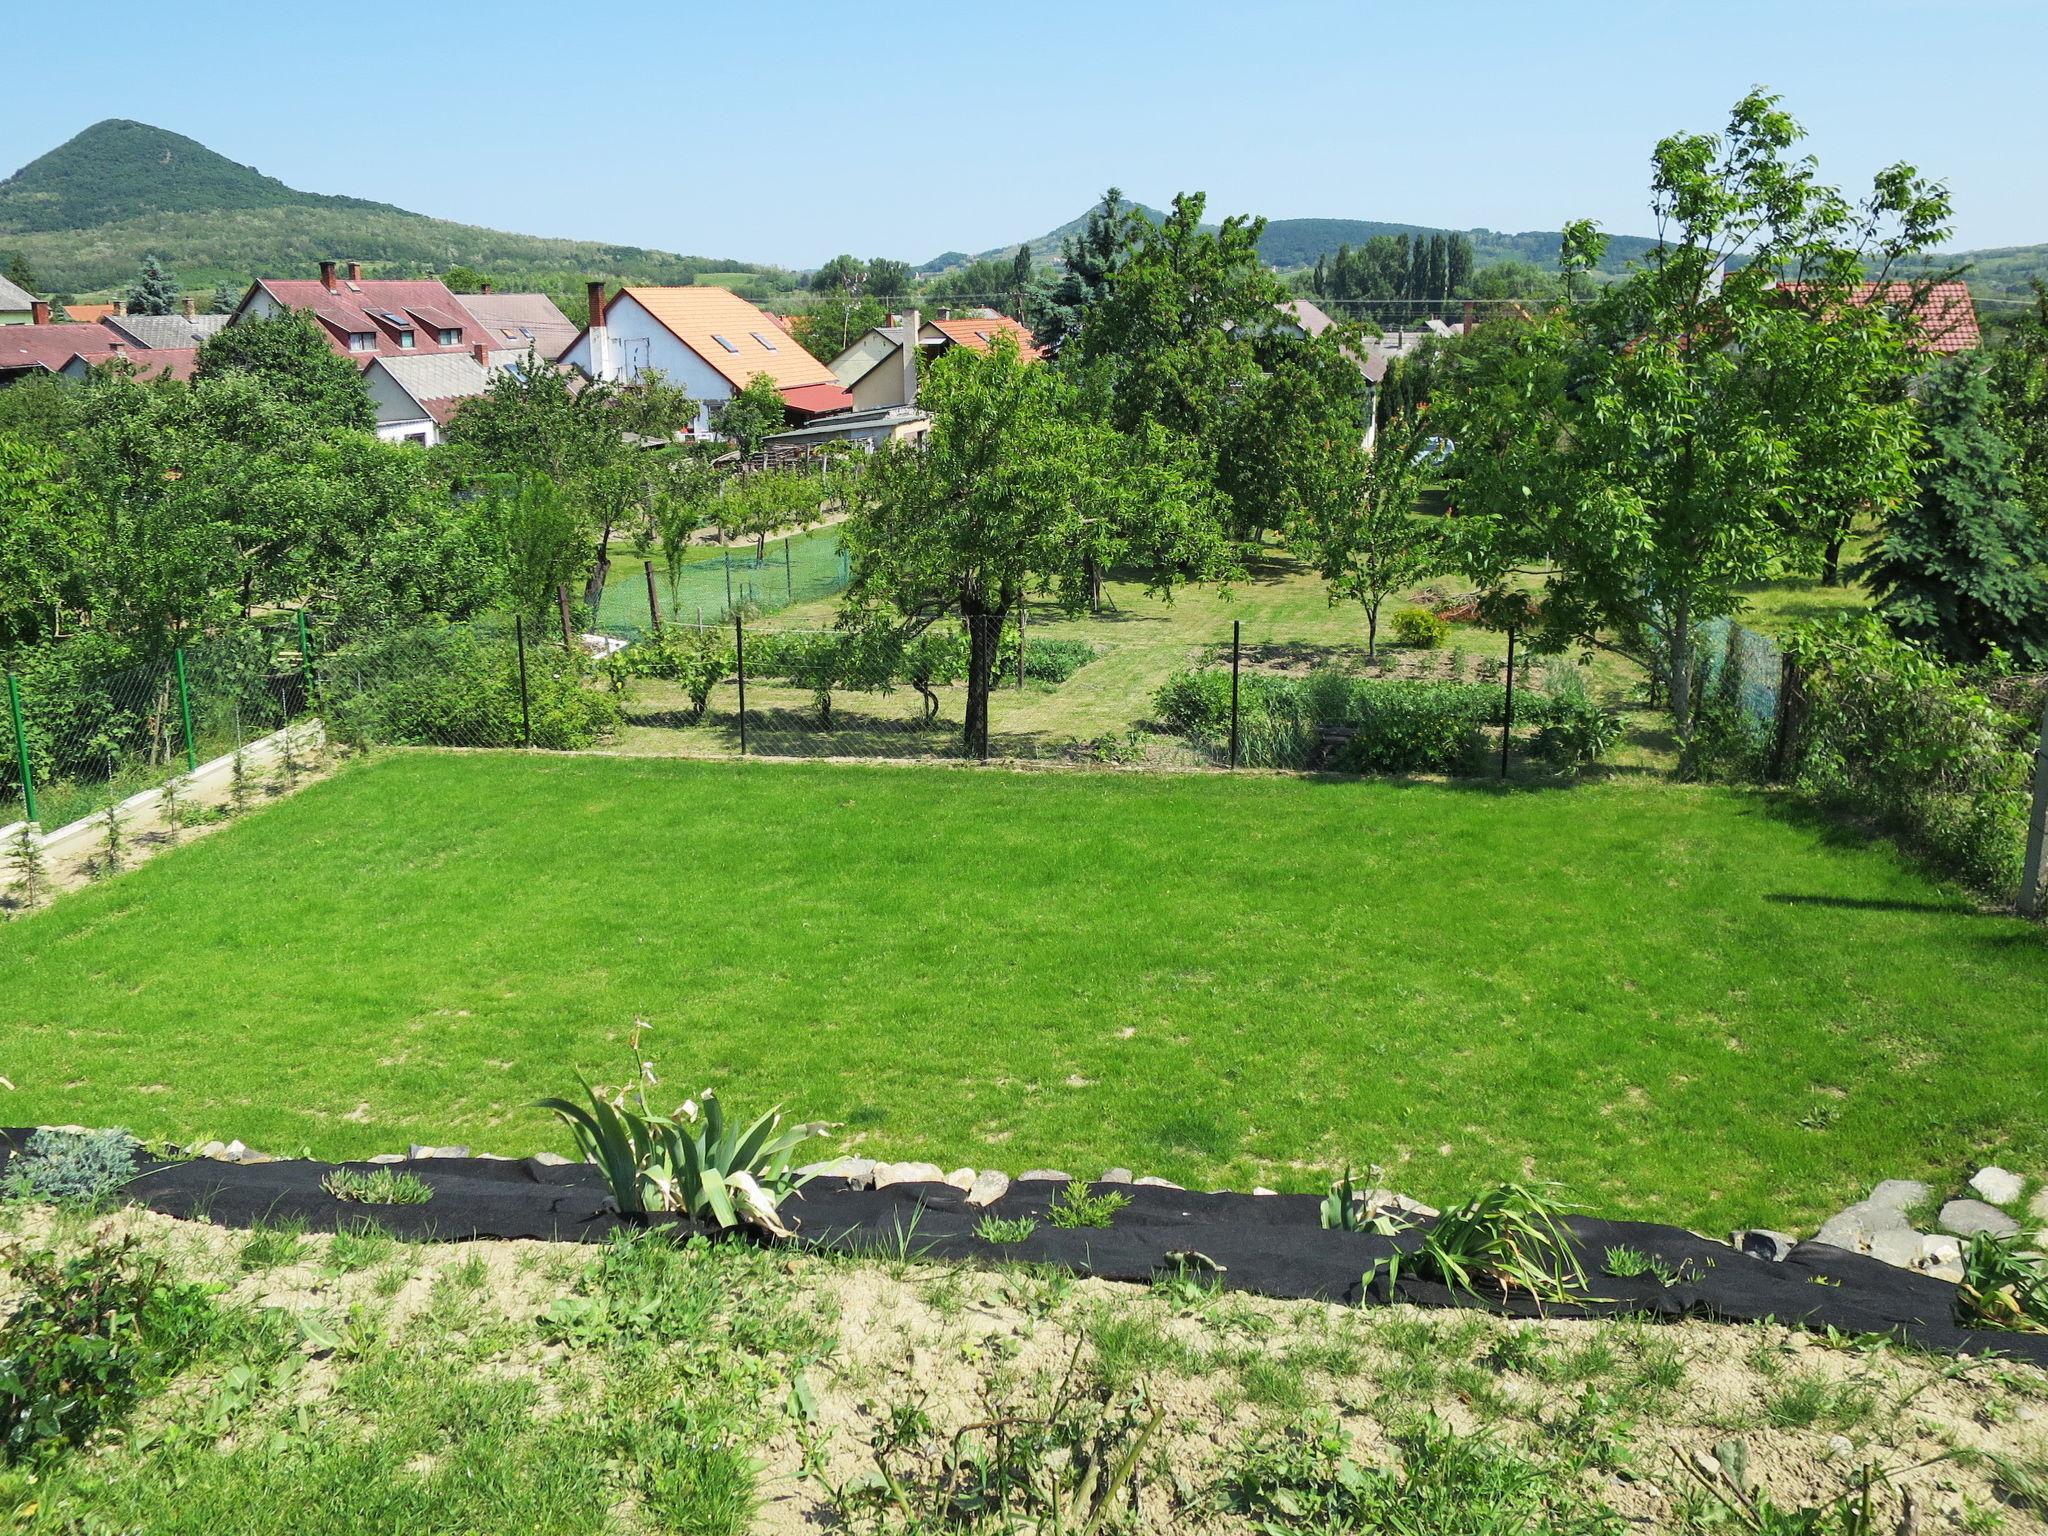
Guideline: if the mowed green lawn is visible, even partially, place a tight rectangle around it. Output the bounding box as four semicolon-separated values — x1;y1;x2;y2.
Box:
4;752;2044;1234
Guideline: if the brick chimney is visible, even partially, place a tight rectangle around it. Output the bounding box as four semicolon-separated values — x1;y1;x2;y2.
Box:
112;297;126;316
480;281;492;295
320;260;339;292
472;341;490;367
29;300;48;325
181;296;196;318
347;262;362;283
1462;300;1476;336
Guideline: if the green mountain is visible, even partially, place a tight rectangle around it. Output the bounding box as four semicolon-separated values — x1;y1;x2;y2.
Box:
932;202;2048;293
0;120;774;294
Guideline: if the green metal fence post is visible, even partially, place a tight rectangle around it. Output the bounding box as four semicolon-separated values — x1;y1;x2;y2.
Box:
724;548;734;609
784;536;793;600
294;611;320;717
6;672;36;826
515;614;533;747
173;648;198;772
734;614;748;756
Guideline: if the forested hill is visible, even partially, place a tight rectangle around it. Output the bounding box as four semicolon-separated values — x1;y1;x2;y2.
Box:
0;120;769;293
926;199;1663;275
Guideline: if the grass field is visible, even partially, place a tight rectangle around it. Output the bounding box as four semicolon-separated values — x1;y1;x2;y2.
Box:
4;752;2042;1236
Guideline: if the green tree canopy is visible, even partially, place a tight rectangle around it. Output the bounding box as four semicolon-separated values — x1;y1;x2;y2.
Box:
194;309;375;432
1433;90;1949;758
709;372;786;457
1859;353;2048;667
125;253;179;316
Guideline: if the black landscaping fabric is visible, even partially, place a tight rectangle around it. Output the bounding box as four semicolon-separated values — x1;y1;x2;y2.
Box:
5;1130;2043;1365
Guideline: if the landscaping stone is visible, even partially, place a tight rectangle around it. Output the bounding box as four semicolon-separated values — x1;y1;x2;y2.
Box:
220;1140;250;1162
873;1161;945;1189
1135;1176;1182;1188
1868;1179;1931;1212
1732;1229;1797;1262
1969;1167;2025;1206
1938;1198;2020;1239
408;1144;470;1160
799;1157;876;1189
1017;1169;1070;1183
965;1171;1010;1207
1253;1186;1278;1196
196;1140;226;1159
1366;1190;1440;1220
1868;1229;1924;1270
1100;1168;1133;1184
2031;1185;2048;1223
526;1151;573;1167
367;1153;406;1165
944;1167;976;1193
1815;1197;1913;1253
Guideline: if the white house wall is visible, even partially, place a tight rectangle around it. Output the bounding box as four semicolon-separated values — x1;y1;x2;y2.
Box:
559;292;731;433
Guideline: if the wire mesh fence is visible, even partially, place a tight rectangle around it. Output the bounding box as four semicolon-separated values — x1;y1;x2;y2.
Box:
3;619;317;837
1696;617;1786;727
594;525;852;640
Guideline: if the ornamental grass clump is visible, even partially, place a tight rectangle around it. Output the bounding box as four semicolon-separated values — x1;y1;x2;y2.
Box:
1366;1182;1585;1306
1956;1231;2048;1334
320;1167;434;1206
538;1024;832;1238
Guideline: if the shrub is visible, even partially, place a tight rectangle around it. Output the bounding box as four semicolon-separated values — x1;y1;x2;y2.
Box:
621;627;733;720
325;623;620;751
1330;681;1502;774
5;1128;138;1206
1;1237;214;1463
1153;668;1234;737
991;637;1097;686
1391;607;1451;648
1532;699;1622;769
1784;614;2033;896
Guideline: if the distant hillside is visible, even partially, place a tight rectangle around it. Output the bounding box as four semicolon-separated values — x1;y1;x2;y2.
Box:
930;201;2047;292
928;200;1658;276
0;120;777;294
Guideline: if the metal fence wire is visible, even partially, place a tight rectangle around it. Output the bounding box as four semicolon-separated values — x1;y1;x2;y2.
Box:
595;526;852;640
1696;617;1785;726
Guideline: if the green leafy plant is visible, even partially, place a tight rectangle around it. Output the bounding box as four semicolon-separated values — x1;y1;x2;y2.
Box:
538;1024;832;1237
4;1127;138;1207
1046;1181;1129;1230
621;626;733;721
1392;606;1451;649
228;746;253;816
1365;1182;1585;1305
1320;1166;1411;1235
0;1236;214;1464
1956;1231;2048;1334
94;800;126;878
1532;698;1623;769
320;1167;434;1206
973;1214;1038;1245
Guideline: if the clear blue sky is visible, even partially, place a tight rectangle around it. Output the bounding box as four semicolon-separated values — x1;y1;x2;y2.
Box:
7;0;2043;267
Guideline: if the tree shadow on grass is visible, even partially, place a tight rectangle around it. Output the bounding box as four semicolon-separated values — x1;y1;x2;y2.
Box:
1764;893;1995;917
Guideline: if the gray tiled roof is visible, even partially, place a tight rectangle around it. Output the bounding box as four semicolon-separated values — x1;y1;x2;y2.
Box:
375;351;492;402
0;273;37;310
104;313;229;349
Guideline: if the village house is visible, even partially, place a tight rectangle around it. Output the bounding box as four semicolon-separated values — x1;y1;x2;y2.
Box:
0;299;197;385
456;286;577;362
827;311;1041;412
0;272;34;326
560;283;846;434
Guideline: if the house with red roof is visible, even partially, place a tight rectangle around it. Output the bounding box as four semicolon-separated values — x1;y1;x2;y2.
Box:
230;261;491;363
0;302;197;385
826;310;1041;412
1771;280;1980;355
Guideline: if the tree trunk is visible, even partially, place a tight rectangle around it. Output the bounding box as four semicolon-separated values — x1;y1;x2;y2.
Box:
1366;604;1379;662
1820;525;1846;588
1667;593;1694;769
583;519;615;613
1086;553;1103;615
963;610;999;757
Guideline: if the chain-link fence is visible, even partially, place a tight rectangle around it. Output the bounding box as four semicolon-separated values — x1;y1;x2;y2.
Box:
3;619;317;838
594;526;852;640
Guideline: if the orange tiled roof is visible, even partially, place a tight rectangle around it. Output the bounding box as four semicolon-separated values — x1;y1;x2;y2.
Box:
63;303;116;324
926;313;1043;358
1774;280;1980;353
615;286;836;392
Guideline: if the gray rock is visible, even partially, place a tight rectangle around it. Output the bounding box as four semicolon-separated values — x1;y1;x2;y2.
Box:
408;1144;470;1160
1868;1179;1930;1212
798;1156;877;1189
1017;1169;1071;1184
1969;1166;2025;1206
944;1167;977;1193
965;1170;1011;1207
1925;1260;1966;1284
1732;1229;1797;1262
1252;1186;1278;1196
1815;1197;1916;1252
873;1161;945;1189
1135;1176;1182;1188
1825;1435;1853;1462
220;1139;250;1162
2031;1185;2048;1223
1366;1189;1440;1220
1100;1168;1134;1184
367;1153;407;1165
1938;1198;2021;1238
527;1151;573;1167
1868;1229;1924;1269
197;1140;227;1159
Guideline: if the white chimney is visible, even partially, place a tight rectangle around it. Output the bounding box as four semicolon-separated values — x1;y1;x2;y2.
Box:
901;308;919;407
585;280;614;380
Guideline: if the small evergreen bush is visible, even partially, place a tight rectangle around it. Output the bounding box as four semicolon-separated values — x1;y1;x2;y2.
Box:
5;1128;138;1206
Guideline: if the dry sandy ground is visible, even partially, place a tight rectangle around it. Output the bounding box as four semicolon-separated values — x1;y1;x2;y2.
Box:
4;1203;2043;1533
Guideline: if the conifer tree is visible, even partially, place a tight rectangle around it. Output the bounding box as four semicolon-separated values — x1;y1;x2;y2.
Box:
1860;353;2048;666
126;254;179;316
210;281;242;315
8;823;49;912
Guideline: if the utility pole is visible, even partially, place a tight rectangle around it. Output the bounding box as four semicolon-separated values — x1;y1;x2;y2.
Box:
2022;697;2048;919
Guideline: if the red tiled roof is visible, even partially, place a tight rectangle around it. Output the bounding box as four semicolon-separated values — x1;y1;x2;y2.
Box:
1773;280;1980;353
926;314;1043;358
779;381;853;417
249;277;488;360
0;324;140;371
